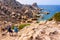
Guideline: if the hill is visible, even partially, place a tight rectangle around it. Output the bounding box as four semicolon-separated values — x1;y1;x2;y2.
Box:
0;0;49;23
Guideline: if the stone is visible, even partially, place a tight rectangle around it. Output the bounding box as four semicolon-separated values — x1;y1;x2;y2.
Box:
0;0;49;23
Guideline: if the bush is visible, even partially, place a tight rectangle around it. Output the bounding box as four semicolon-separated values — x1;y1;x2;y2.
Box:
36;21;39;23
53;12;60;22
18;24;30;30
48;17;53;21
11;24;30;30
12;25;15;29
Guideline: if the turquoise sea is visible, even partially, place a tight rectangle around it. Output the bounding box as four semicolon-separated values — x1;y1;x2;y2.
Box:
38;5;60;20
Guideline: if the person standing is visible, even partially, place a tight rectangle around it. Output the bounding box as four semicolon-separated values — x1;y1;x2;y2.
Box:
14;24;18;36
6;24;13;36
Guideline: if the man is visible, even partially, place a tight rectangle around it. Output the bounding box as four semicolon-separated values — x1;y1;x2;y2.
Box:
6;24;13;36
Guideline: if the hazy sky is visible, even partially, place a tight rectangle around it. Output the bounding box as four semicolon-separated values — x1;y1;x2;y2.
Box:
16;0;60;5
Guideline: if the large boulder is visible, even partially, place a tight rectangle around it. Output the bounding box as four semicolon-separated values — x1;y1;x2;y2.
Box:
32;3;38;7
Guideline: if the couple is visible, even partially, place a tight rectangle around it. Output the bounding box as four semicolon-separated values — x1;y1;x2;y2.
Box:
2;24;18;36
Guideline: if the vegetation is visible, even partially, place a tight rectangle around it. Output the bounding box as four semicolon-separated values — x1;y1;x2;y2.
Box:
53;12;60;22
18;24;30;30
12;23;30;30
36;21;39;23
12;25;15;29
48;17;53;21
48;12;60;22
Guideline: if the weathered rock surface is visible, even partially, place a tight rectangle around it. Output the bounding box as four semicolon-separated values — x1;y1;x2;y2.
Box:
18;22;60;40
0;21;60;40
0;0;49;23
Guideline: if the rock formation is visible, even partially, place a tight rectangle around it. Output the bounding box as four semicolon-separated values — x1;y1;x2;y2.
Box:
0;0;49;23
0;21;60;40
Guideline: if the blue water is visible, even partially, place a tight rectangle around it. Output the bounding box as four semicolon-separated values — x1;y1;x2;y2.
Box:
38;5;60;20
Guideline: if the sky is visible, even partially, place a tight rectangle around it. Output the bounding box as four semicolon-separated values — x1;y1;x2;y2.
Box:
16;0;60;5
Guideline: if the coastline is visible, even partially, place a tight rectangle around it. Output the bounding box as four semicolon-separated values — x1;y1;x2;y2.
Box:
0;0;60;40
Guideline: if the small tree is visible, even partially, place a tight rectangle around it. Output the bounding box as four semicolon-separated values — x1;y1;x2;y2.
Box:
53;12;60;23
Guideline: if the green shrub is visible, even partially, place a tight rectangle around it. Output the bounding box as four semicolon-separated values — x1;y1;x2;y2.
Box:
18;24;30;30
48;17;53;21
53;12;60;22
12;25;14;29
36;21;39;23
11;24;30;30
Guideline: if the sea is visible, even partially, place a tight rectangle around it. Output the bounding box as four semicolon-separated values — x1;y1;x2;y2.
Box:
38;5;60;21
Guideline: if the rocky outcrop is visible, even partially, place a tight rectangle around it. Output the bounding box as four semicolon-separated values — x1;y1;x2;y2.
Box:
0;21;60;40
0;0;22;8
18;22;60;40
32;3;38;7
0;0;49;23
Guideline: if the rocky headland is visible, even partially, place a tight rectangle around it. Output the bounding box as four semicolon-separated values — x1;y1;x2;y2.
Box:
1;0;60;40
0;0;49;24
